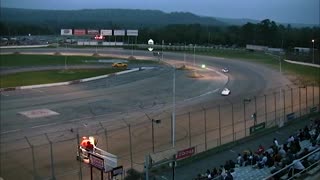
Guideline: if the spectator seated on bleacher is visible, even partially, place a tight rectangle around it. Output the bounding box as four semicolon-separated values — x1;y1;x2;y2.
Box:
287;159;305;178
236;153;244;166
254;152;268;169
256;144;265;155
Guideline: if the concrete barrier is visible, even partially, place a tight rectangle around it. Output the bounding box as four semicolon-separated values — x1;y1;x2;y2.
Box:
1;67;155;91
0;45;49;49
284;59;320;68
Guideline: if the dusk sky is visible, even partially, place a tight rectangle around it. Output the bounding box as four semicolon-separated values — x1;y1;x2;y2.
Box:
1;0;319;25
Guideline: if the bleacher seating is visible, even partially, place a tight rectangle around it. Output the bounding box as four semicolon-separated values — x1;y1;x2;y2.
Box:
194;116;320;180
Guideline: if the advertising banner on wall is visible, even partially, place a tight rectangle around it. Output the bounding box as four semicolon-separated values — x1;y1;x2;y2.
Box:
114;30;125;36
126;30;138;36
87;29;99;35
100;29;112;36
74;29;86;36
61;29;73;35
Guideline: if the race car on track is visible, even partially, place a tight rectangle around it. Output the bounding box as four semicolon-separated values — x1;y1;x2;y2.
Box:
112;62;128;68
222;68;229;73
221;88;231;96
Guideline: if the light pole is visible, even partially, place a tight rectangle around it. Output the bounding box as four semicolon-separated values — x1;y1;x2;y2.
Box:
184;42;186;65
151;119;161;153
312;39;315;64
172;65;176;148
161;40;164;61
193;44;196;66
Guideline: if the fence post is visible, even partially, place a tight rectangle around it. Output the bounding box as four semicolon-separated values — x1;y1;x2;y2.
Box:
274;92;277;124
264;94;267;124
202;107;207;151
299;87;301;117
243;101;246;137
254;96;257;116
25;136;38;180
291;88;293;113
76;133;83;180
219;105;222;145
306;87;308;111
231;102;235;141
312;84;315;106
188;112;191;147
128;124;133;169
99;122;108;151
45;133;56;180
283;89;286;123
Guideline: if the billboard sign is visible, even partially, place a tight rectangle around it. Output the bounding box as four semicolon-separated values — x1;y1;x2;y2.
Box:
111;166;123;176
89;154;104;170
114;30;125;36
176;147;195;160
74;29;86;36
126;30;138;36
101;29;112;36
87;29;99;35
61;29;72;36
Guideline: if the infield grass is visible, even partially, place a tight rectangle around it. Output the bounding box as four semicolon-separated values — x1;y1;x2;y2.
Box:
0;68;122;88
198;50;319;84
0;54;157;67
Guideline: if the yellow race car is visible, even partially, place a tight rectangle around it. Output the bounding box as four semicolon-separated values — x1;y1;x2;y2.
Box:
112;62;128;68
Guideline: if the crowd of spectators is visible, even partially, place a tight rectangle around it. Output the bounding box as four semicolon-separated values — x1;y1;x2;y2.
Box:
194;116;320;180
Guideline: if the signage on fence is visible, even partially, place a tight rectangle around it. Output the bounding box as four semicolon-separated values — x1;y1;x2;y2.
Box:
286;112;295;121
310;106;317;113
148;39;154;51
89;154;104;170
111;166;123;176
126;30;138;36
249;122;265;135
176;147;195;160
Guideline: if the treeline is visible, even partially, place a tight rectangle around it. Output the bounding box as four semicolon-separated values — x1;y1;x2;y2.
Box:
138;19;319;49
1;19;319;49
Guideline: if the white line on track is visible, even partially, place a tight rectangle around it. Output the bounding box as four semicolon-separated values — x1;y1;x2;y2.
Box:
1;129;21;134
31;123;58;129
183;88;220;102
0;93;9;97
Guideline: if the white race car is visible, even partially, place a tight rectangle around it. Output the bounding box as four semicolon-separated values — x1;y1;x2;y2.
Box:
221;88;231;96
222;68;229;73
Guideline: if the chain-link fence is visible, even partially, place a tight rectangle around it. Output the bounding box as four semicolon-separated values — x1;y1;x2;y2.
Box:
1;85;320;180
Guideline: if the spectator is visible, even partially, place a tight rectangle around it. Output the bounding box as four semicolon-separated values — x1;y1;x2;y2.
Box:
86;141;94;151
278;146;287;158
224;171;233;180
266;152;274;167
287;159;305;178
256;144;265;155
308;142;317;152
298;148;309;159
236;153;243;166
211;168;218;177
257;153;268;168
273;138;279;148
283;143;289;152
288;135;295;144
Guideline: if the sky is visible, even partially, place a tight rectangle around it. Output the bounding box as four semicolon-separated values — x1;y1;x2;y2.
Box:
1;0;319;25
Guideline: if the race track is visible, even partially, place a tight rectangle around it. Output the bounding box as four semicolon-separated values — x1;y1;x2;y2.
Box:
0;47;293;179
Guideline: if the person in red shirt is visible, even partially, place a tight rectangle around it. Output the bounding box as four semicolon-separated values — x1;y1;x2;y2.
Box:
256;144;265;155
86;141;94;151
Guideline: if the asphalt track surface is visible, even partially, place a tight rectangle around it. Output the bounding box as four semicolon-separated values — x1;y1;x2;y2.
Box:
0;48;292;179
0;48;290;138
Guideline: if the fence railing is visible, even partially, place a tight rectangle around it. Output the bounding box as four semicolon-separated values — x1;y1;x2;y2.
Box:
1;85;320;180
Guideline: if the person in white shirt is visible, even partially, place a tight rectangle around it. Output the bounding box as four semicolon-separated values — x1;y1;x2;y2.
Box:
288;159;305;178
273;138;279;148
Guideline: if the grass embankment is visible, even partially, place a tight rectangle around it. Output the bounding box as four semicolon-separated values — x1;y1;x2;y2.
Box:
0;54;157;88
0;69;122;88
0;54;156;67
199;49;319;84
